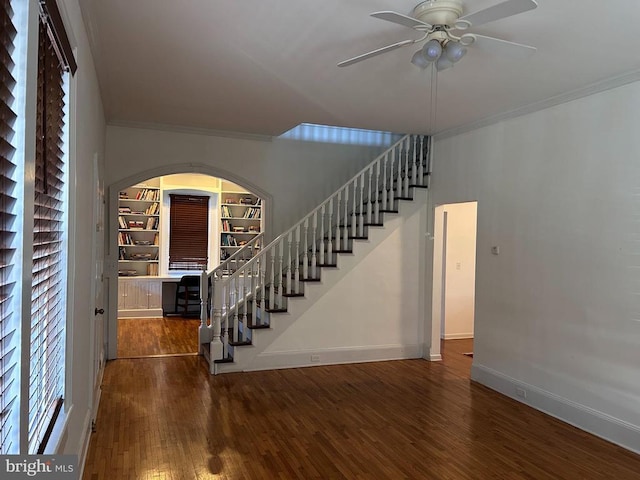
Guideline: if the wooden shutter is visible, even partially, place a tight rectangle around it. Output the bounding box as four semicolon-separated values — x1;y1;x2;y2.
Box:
0;0;18;455
169;194;209;270
28;17;67;455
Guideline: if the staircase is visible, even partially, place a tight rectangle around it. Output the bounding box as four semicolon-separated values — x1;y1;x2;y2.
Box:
198;134;431;374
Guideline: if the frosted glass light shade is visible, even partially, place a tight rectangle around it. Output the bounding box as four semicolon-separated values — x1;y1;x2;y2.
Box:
445;42;467;63
422;39;442;62
411;50;430;69
436;55;453;71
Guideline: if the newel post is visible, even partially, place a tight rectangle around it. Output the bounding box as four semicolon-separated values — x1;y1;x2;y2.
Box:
210;274;224;360
199;270;210;344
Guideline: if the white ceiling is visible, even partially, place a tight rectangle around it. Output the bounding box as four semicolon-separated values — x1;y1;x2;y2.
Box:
79;0;640;137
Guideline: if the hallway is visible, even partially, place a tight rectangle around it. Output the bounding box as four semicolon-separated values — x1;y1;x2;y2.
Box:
82;340;640;479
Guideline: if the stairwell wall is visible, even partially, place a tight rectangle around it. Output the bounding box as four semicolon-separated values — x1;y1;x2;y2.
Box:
432;80;640;452
105;125;392;237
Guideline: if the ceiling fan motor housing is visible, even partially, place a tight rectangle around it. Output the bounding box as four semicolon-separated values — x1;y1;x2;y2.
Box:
412;0;463;26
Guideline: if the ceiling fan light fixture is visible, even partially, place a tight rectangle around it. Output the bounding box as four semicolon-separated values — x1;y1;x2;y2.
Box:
445;42;467;63
422;39;442;62
411;49;430;69
435;55;454;71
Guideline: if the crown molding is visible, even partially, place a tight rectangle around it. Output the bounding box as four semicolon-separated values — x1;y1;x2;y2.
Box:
435;68;640;140
107;120;274;143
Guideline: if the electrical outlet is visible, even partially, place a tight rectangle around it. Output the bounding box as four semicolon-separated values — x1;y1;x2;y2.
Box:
515;387;527;399
310;354;320;362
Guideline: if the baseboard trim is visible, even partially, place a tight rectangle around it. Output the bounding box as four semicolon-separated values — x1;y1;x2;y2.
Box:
443;333;474;340
472;364;640;455
246;344;422;372
77;408;92;480
117;308;163;318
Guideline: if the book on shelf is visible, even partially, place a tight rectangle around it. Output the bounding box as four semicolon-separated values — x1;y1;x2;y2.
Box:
147;263;159;276
144;202;159;215
146;217;157;230
154;233;159;245
128;220;144;229
221;205;232;217
118;206;131;214
118;216;127;229
135;188;160;201
243;207;261;219
221;234;237;246
119;232;134;245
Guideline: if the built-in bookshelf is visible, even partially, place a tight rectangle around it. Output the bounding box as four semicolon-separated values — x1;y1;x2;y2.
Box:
118;183;161;276
220;189;262;262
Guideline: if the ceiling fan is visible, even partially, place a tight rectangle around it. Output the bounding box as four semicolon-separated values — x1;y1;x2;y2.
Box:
337;0;538;71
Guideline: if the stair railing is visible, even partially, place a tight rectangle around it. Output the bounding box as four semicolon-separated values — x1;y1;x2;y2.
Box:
199;233;263;358
203;134;430;363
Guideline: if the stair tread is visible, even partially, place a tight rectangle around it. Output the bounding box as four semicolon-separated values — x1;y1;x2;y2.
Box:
283;292;305;298
213;356;234;364
228;339;252;346
247;323;270;329
301;277;321;282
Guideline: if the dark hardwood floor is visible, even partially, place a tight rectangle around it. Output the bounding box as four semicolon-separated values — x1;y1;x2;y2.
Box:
83;339;640;479
117;316;201;358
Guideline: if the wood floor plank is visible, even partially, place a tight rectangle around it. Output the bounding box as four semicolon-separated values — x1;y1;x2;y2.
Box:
117;316;200;357
83;339;640;479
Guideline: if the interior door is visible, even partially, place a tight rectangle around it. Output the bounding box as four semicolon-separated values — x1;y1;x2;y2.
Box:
90;153;106;418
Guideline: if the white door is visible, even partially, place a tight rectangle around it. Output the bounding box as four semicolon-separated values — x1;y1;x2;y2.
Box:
90;153;106;420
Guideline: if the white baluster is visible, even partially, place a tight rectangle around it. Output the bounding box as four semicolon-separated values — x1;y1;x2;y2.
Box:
250;260;257;326
404;136;410;197
319;204;325;266
418;136;425;185
294;225;300;294
276;238;284;308
382;155;388;211
286;231;293;295
343;186;349;248
269;250;275;309
311;211;318;278
335;191;342;252
366;167;372;226
375;160;381;224
397;144;402;201
351;179;357;239
358;173;365;235
327;198;333;260
303;217;309;280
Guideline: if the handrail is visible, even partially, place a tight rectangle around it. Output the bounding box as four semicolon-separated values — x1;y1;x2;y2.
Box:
220;135;410;280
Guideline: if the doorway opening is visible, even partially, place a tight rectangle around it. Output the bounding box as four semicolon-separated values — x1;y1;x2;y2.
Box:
114;173;265;358
432;201;478;360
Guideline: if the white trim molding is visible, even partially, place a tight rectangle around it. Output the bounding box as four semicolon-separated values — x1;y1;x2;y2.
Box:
472;364;640;455
442;333;474;340
228;344;423;373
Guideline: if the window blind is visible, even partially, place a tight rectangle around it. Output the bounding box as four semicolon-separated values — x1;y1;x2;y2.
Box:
169;194;209;270
0;0;19;455
28;17;67;455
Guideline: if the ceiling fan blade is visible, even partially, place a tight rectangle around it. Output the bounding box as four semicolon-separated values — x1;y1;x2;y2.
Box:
337;39;414;67
466;34;536;59
457;0;537;28
371;11;431;29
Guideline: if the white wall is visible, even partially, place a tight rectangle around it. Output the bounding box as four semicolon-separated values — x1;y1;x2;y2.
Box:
442;202;477;339
248;191;428;370
59;0;106;462
433;81;640;452
105;126;391;237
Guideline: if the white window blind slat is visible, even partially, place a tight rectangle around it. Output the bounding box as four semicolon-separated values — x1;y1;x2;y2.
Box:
0;0;19;455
